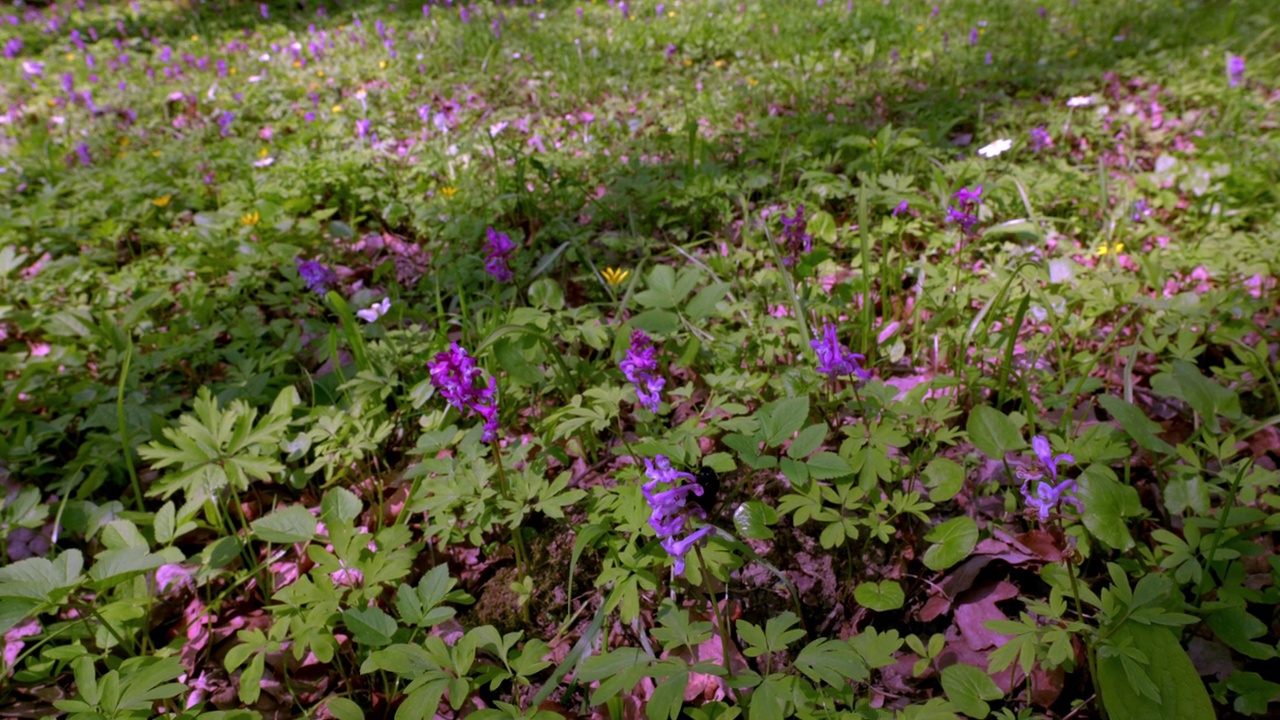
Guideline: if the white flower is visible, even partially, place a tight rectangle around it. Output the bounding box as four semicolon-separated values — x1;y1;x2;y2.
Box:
253;157;275;167
258;53;271;62
247;75;262;83
1066;95;1093;108
489;121;508;137
356;297;391;322
977;138;1012;158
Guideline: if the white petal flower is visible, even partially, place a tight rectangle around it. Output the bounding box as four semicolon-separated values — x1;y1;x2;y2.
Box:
1066;95;1093;108
977;138;1012;158
356;297;391;322
253;157;275;167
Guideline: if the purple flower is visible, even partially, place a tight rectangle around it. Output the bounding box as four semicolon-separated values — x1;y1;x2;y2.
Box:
1227;54;1245;88
969;28;978;45
665;44;677;59
74;142;91;167
217;110;234;137
1029;125;1053;152
892;200;910;216
946;185;983;235
3;37;21;58
810;323;869;381
1131;198;1150;223
483;227;516;282
355;118;371;139
260;2;269;18
642;455;715;575
428;343;499;442
1018;436;1080;521
778;204;813;265
61;73;74;94
620;330;665;412
294;257;337;293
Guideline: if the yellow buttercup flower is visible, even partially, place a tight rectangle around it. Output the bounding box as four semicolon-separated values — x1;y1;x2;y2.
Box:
152;195;172;207
379;60;387;69
241;211;260;226
1095;242;1124;257
258;147;270;158
332;104;343;113
439;187;458;198
191;34;199;42
602;267;630;287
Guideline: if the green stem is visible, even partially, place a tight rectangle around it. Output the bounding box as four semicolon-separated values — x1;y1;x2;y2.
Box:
1065;557;1107;720
1196;461;1251;605
490;437;531;622
694;544;737;704
117;339;144;512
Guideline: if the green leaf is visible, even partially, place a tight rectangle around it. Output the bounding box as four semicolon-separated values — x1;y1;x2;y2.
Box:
322;487;362;524
325;696;365;720
1223;671;1280;716
760;397;810;448
342;607;397;647
1097;395;1176;456
1076;464;1141;551
941;663;1003;719
966;406;1024;460
153;502;176;545
787;423;828;460
794;638;870;685
733;501;777;540
88;548;165;589
1207;607;1277;660
1097;622;1214;720
806;452;853;480
922;516;978;571
648;671;689;720
923;457;964;502
251;505;317;544
630;309;681;335
685;282;731;321
854;580;905;612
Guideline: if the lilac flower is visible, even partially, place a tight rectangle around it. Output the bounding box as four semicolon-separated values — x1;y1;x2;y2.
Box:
1131;198;1150;223
642;455;715;575
428;343;499;442
216;110;234;137
1029;125;1053;152
74;142;91;167
1018;436;1081;521
620;329;665;412
665;44;678;59
417;103;432;123
968;28;978;45
946;185;982;235
483;227;516;282
294;258;337;293
355;118;371;139
3;37;21;58
356;297;391;322
810;323;869;381
778;204;813;265
61;73;74;94
1227;54;1245;88
892;200;910;216
260;2;269;18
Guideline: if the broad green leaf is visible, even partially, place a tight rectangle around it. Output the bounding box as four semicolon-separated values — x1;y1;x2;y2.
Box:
761;397;810;448
1223;671;1280;715
733;501;777;540
854;580;905;612
1097;622;1214;720
965;406;1024;460
342;607;397;647
806;452;853;480
922;516;978;571
1097;395;1175;456
648;671;689;720
322;487;362;524
787;423;829;460
630;309;681;335
685;282;731;321
794;638;870;685
325;696;365;720
251;505;317;544
1076;464;1141;551
1207;607;1277;660
923;457;964;502
941;663;1003;719
154;502;176;545
88;548;166;589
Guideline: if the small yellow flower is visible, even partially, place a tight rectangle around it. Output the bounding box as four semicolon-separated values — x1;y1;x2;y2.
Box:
379;60;387;69
119;137;130;147
916;24;924;32
152;195;172;207
602;267;630;287
229;67;237;74
191;34;199;42
66;53;76;61
714;60;724;68
292;60;301;68
668;10;675;16
1095;242;1124;257
439;187;458;198
46;99;56;106
683;59;692;67
316;70;325;78
747;77;758;86
152;150;162;157
240;211;260;226
332;104;343;113
258;147;270;158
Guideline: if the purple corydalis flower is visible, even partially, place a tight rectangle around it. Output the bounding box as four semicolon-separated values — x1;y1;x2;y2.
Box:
620;329;665;412
74;142;91;167
665;44;677;59
642;455;714;575
3;37;21;58
355;118;371;139
778;204;813;265
295;258;337;293
483;227;516;282
260;2;269;18
428;343;499;442
1029;125;1053;151
1019;435;1080;521
946;185;982;235
1227;54;1245;88
811;323;869;381
892;200;910;216
969;28;978;45
217;110;234;137
1131;198;1150;223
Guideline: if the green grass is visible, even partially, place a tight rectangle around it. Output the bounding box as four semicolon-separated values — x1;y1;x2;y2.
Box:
1;0;1279;718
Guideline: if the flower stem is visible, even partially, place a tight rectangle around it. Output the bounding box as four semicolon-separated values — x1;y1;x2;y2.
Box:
1065;551;1106;720
694;544;737;704
490;437;531;623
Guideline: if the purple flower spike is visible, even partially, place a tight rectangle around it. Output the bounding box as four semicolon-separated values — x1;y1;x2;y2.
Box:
1018;435;1080;521
946;185;983;235
428;343;499;442
294;258;337;293
810;323;869;381
1030;435;1074;483
483;227;516;282
642;455;714;575
1227;55;1245;88
620;330;665;412
778;204;813;266
1029;125;1053;152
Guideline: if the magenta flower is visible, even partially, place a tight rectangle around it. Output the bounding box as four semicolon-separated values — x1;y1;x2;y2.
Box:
483;227;516;282
428;343;499;442
810;323;868;381
642;455;714;575
620;330;665;412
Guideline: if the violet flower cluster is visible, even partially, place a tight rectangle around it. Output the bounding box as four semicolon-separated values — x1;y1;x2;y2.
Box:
295;258;337;294
778;204;813;266
1227;54;1245;88
946;186;983;235
428;343;499;442
811;323;869;382
642;455;714;576
620;330;665;413
1017;435;1082;521
1029;126;1053;152
484;227;517;282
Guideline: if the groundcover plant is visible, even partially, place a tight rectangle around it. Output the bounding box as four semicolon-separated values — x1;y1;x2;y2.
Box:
1;0;1279;717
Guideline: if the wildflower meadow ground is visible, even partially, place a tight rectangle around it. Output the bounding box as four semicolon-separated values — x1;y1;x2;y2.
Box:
1;0;1279;718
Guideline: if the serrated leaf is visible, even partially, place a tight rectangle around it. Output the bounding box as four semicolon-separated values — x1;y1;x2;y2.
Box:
251;505;316;544
88;548;166;589
761;397;810;448
795;638;870;685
